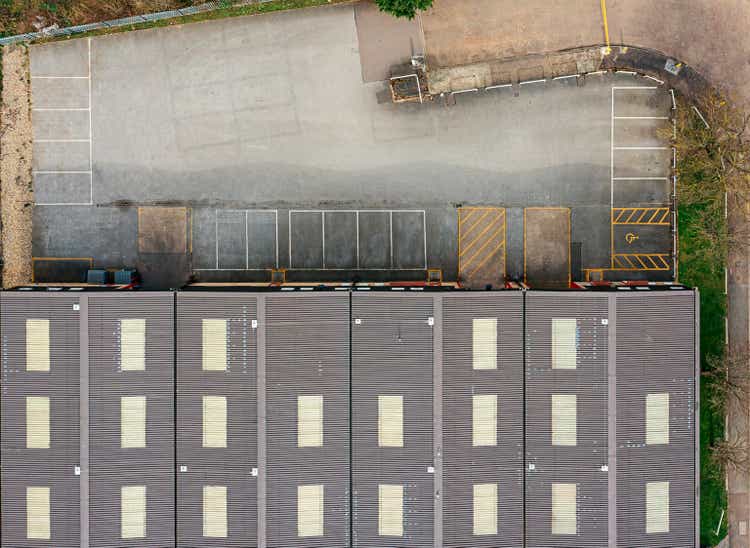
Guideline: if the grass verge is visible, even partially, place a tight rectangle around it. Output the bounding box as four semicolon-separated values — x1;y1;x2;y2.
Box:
680;203;728;546
674;99;729;546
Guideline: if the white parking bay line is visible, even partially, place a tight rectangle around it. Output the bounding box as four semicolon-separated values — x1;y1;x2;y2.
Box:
612;177;669;181
613;146;669;150
33;170;92;174
36;139;91;143
288;209;427;271
33;108;90;112
613;116;669;120
88;37;93;205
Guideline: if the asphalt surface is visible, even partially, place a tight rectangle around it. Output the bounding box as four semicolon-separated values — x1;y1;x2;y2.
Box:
29;3;671;288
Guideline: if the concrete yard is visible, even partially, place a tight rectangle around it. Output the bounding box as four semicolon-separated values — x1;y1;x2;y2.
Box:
28;3;673;287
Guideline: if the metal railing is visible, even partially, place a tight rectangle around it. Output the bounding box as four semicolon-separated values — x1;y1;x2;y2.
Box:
0;0;270;46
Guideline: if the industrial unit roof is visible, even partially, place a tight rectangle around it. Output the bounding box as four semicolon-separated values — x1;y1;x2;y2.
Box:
0;289;697;548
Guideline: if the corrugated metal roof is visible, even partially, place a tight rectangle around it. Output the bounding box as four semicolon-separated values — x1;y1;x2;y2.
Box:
0;289;697;548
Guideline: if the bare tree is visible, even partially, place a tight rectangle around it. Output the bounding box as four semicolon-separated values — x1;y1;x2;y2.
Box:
704;352;750;414
712;434;750;476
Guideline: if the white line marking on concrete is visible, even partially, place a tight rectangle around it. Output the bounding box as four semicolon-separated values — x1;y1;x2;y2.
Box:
643;74;665;84
194;268;271;272
356;211;360;270
670;89;676;109
88;38;93;205
613;146;669;150
613;116;669;120
485;83;513;90
287;209;427;271
519;79;546;85
275;210;279;269
452;88;478;95
612;177;669;181
35;202;93;206
36;139;91;143
281;268;422;272
552;74;578;80
610;87;614;220
33;170;92;174
589;70;607;76
389;211;394;269
290;209;425;213
422;211;428;269
616;70;637;75
32;108;90;112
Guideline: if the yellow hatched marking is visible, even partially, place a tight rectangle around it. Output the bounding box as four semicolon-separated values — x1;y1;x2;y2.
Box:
469;242;504;278
458;207;506;285
613;254;670;270
612;208;670;225
460;215;504;258
463;209;494;236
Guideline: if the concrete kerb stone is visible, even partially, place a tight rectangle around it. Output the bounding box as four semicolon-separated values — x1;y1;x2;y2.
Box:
424;43;714;105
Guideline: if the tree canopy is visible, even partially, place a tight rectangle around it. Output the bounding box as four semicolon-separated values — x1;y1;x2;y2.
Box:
375;0;433;19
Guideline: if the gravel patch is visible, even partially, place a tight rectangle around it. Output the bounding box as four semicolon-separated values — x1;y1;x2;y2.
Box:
1;45;34;288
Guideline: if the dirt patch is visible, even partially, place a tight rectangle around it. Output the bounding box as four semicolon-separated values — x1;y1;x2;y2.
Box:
353;0;423;82
1;44;33;289
524;207;570;289
137;207;188;254
420;0;602;68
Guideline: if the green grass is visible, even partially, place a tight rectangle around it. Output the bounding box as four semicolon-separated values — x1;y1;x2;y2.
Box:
34;0;353;43
679;200;728;546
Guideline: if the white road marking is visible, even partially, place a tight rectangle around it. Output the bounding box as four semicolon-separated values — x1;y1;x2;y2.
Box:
389;211;394;268
88;38;93;205
33;108;89;112
287;209;427;271
613;116;669;120
643;74;665;84
485;83;513;90
356;211;360;270
32;39;94;207
34;202;93;206
422;210;428;269
613;146;669;150
33;170;92;174
36;139;91;143
612;177;669;181
611;86;658;90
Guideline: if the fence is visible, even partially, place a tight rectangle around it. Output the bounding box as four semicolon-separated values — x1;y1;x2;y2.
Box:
0;0;271;46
